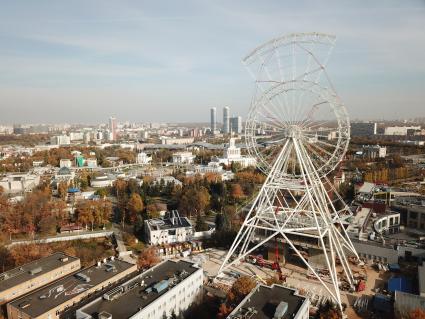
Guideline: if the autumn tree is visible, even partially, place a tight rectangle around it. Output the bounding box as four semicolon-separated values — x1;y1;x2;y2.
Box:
76;199;111;230
114;179;129;226
217;303;233;319
57;181;68;200
146;202;165;218
195;214;208;232
127;193;144;223
76;200;95;230
230;183;244;202
178;186;210;218
8;243;53;267
137;246;160;269
405;308;425;319
94;199;112;228
227;276;257;304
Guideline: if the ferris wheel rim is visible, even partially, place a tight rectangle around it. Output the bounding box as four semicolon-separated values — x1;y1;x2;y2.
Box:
244;80;349;179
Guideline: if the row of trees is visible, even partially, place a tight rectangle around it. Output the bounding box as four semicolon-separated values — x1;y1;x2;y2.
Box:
75;198;112;230
0;183;114;243
0;185;67;240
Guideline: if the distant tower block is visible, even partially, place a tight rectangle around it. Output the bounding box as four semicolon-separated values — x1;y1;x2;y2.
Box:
223;106;230;134
210;107;217;134
218;33;359;313
108;116;117;141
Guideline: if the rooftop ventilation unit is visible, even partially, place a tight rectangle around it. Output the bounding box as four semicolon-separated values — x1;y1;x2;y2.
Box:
105;263;116;272
19;301;31;309
75;273;91;282
60;257;69;262
153;280;169;293
273;301;288;319
98;311;113;319
29;267;42;275
103;286;124;301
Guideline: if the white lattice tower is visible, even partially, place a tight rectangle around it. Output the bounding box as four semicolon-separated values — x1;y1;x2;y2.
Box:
218;33;359;312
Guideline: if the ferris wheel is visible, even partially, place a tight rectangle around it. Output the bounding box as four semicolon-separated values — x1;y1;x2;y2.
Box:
219;33;359;314
243;33;349;179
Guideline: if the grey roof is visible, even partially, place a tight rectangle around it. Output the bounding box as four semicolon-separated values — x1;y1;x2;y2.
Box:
77;260;201;318
0;252;79;293
228;284;307;319
146;214;192;231
58;166;72;175
9;259;135;318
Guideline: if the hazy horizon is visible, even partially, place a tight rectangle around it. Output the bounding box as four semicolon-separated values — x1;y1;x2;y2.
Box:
0;1;424;124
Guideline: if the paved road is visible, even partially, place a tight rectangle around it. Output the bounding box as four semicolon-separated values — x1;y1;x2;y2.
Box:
112;223;136;264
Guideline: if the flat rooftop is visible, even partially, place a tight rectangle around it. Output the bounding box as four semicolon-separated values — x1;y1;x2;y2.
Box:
77;260;200;318
0;252;79;293
146;216;191;230
228;284;307;319
9;258;135;318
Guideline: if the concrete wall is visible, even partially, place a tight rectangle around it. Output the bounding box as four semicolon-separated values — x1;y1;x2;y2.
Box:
7;231;113;248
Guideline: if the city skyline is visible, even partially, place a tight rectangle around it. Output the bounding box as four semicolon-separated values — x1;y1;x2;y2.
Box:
0;1;424;124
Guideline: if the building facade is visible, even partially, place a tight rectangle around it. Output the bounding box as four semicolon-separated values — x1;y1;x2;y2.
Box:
230;116;242;134
145;211;193;245
0;173;40;194
0;253;80;305
75;260;203;319
7;258;136;319
172;151;195;164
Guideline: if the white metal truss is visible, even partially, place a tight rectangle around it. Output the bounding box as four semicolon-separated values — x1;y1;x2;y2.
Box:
218;33;358;313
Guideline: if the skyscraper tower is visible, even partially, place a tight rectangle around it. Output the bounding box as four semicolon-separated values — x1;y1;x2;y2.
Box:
230;115;242;134
223;106;230;134
109;116;117;141
210;107;216;134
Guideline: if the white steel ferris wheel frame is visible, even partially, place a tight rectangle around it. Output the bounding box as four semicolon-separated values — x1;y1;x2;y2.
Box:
218;33;359;313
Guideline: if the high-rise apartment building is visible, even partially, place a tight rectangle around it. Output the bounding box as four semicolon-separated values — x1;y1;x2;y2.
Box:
108;116;117;141
230;116;242;134
210;107;217;134
223;106;230;134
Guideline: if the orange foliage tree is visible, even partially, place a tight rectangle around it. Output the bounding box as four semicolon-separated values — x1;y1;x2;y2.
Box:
137;246;160;269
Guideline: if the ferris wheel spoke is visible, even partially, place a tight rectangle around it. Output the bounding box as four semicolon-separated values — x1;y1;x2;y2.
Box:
307;141;334;158
303;143;329;165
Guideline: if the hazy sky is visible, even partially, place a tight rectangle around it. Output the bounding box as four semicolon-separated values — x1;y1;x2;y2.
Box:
0;1;424;124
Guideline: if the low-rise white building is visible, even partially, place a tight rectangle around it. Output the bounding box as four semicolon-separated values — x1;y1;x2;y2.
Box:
85;158;97;168
90;175;116;188
144;211;193;245
361;145;387;159
160;136;194;145
136;152;152;165
75;260;203;319
172;151;195;164
50;135;71;145
187;162;235;181
0;173;40;194
153;176;182;187
215;138;256;168
54;167;75;185
384;126;421;136
59;159;72;168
